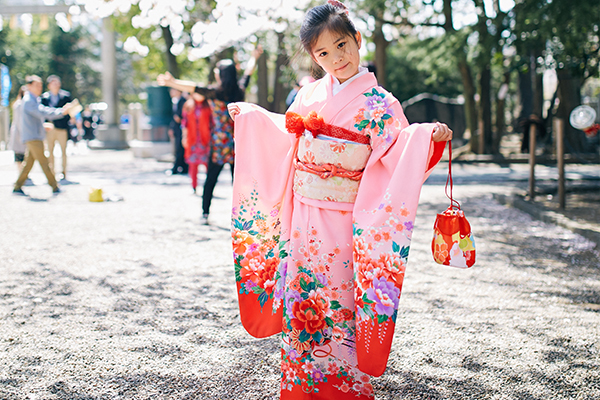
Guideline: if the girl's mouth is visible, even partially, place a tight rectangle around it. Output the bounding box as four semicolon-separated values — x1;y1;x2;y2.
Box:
336;63;349;72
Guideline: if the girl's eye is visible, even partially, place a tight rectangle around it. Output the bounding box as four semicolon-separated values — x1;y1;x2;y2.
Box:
318;51;328;58
338;41;346;49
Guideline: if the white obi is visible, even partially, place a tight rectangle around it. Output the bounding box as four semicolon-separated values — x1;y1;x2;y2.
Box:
293;135;372;203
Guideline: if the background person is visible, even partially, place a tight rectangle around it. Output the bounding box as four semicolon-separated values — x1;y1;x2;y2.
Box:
8;86;27;176
13;75;75;195
169;88;188;175
181;92;211;193
157;46;262;224
41;75;73;181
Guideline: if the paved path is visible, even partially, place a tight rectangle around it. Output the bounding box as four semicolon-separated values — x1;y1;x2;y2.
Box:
0;146;598;399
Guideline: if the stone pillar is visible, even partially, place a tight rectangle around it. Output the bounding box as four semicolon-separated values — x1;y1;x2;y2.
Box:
90;17;128;149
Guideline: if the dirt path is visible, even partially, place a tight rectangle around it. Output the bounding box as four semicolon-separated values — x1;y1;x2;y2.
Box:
1;151;598;399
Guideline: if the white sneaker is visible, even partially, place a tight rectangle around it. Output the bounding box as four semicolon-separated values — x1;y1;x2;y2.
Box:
201;214;209;225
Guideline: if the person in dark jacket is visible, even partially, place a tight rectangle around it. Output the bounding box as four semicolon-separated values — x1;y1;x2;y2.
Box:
41;75;73;181
169;88;188;175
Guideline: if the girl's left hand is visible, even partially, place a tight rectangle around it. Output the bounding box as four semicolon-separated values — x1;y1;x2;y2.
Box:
432;122;453;142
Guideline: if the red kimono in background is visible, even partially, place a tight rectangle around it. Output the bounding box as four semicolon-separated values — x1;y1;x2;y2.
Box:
231;71;445;399
182;99;211;190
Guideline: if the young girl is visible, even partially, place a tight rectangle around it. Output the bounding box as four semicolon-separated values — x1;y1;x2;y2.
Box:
229;2;452;398
181;92;212;193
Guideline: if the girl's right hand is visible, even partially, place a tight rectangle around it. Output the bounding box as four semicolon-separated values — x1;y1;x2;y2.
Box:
228;103;241;121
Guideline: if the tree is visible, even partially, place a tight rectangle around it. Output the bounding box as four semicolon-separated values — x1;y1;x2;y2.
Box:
513;0;600;153
0;16;101;106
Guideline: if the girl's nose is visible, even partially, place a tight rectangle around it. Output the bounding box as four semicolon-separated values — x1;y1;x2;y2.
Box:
333;49;343;63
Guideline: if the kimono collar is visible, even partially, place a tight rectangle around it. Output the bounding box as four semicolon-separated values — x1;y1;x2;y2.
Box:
318;71;379;122
331;66;369;96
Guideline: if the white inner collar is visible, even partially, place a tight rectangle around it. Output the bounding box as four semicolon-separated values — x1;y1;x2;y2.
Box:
331;66;368;96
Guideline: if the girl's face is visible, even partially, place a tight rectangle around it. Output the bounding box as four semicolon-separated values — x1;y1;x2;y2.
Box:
311;29;362;84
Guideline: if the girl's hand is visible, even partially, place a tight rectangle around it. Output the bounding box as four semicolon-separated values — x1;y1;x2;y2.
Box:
228;103;241;121
432;122;453;142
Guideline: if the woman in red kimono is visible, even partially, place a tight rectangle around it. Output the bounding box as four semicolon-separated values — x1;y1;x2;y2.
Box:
182;93;211;193
228;1;453;398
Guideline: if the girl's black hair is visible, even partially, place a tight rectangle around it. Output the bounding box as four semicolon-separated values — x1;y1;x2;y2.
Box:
215;59;245;103
299;3;358;55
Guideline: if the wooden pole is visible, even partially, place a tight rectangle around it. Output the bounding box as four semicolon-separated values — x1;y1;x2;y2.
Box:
528;122;537;200
555;118;566;209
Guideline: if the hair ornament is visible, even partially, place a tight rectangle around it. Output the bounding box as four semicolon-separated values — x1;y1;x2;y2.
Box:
327;0;349;14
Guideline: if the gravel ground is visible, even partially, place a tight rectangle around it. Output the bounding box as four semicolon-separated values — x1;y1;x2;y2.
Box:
0;148;599;400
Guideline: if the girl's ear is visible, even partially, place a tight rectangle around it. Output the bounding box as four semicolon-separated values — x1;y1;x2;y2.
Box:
355;31;362;49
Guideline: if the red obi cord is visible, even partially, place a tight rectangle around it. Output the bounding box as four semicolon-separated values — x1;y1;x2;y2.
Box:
294;159;364;181
285;111;370;145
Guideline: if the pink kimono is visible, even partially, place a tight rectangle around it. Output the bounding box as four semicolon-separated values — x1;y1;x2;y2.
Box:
231;71;445;399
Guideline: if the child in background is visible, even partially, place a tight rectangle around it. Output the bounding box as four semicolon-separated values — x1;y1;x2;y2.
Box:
181;93;211;193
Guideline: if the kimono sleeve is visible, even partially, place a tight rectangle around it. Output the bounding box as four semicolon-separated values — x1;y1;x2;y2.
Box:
231;103;296;338
351;98;446;376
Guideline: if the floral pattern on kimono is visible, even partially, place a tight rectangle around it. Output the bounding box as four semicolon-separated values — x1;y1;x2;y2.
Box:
231;71;446;398
232;185;287;314
208;99;234;165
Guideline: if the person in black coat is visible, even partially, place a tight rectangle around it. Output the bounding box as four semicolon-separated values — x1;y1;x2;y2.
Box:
169;88;188;175
41;75;73;180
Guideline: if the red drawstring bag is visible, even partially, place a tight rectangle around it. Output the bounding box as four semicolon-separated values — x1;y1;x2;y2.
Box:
432;142;476;268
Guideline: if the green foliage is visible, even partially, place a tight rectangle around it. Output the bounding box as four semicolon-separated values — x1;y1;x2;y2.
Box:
0;17;101;107
513;0;600;79
386;34;463;102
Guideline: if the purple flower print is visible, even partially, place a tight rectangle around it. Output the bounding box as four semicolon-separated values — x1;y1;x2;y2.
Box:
287;348;299;361
316;273;328;287
404;221;414;232
311;368;325;383
366;277;400;316
244;280;257;293
365;95;388;112
285;291;302;319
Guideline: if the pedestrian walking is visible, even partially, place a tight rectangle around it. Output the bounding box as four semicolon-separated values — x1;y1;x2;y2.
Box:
13;75;75;195
157;46;262;224
227;1;453;398
41;75;73;181
8;85;27;175
182;92;211;193
169;88;188;175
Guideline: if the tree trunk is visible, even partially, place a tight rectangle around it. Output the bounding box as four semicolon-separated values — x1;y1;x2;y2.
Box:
458;59;478;152
372;20;388;88
556;70;586;153
518;68;533;123
479;65;493;153
442;0;477;151
494;72;511;154
270;32;287;113
161;25;180;78
256;51;269;109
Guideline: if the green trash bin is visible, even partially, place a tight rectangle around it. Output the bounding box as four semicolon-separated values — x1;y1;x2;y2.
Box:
146;86;172;141
147;86;172;126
